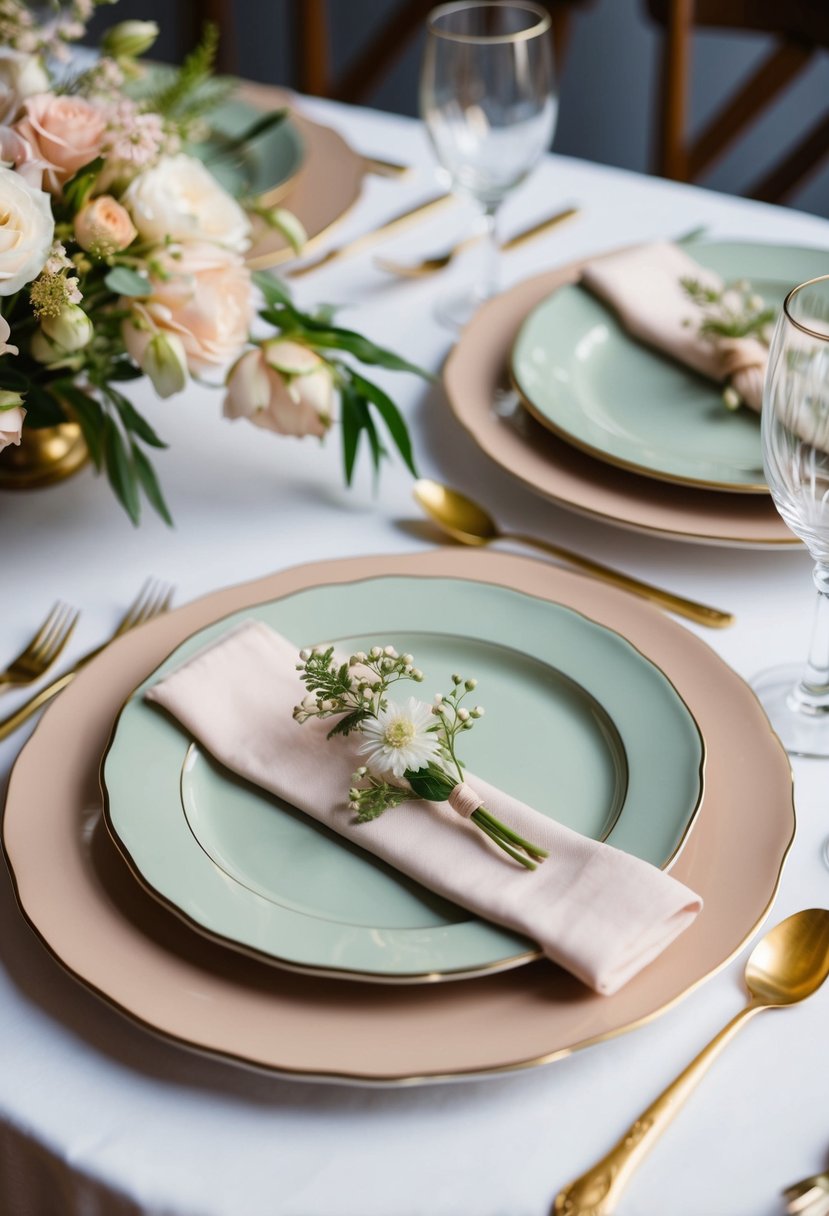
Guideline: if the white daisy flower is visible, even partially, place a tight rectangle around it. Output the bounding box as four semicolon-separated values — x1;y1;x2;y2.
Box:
359;696;440;780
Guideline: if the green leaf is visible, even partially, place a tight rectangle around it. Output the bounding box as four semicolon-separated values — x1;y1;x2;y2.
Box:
104;267;153;297
103;385;167;448
106;361;144;382
405;763;454;802
62;157;104;213
348;369;417;476
303;325;430;378
103;416;141;525
252;271;292;308
340;382;364;485
0;366;31;392
56;383;104;469
131;442;174;527
326;709;370;739
20;382;66;426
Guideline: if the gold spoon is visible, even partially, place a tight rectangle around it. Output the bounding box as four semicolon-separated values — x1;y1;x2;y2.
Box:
413;480;734;629
376;206;580;279
552;908;829;1216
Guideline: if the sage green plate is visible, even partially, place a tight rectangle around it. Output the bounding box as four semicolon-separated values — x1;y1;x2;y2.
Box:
193;97;304;201
102;576;704;983
133;68;304;200
511;240;829;493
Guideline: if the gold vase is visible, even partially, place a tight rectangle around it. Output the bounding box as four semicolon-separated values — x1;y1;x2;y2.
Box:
0;422;89;490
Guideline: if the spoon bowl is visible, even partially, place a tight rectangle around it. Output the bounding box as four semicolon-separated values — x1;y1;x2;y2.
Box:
553;909;829;1216
745;907;829;1006
412;479;735;629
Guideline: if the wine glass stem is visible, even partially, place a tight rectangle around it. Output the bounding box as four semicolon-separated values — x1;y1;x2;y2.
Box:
793;563;829;715
479;203;500;301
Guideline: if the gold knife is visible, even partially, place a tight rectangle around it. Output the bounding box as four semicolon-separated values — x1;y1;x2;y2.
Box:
286;193;454;277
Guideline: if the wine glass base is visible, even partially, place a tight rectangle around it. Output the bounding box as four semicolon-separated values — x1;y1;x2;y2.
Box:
434;284;497;331
751;663;829;758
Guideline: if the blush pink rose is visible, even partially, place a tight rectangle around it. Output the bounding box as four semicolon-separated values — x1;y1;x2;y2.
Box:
74;195;137;255
123;242;252;374
14;93;105;193
223;341;335;439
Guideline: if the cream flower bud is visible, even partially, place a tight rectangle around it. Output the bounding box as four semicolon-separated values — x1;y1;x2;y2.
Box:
102;20;160;58
145;333;189;398
457;708;470;721
41;303;93;352
722;386;741;412
465;678;477;690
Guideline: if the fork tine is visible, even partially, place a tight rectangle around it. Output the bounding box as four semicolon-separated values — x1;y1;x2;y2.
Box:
116;578;175;636
17;602;65;662
31;602;75;662
38;607;80;665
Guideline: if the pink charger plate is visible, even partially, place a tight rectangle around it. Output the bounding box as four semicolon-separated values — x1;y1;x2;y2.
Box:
2;550;794;1083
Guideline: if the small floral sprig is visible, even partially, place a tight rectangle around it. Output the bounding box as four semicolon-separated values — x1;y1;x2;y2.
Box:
293;645;548;870
681;276;776;411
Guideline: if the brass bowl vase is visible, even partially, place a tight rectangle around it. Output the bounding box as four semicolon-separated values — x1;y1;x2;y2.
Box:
0;423;89;490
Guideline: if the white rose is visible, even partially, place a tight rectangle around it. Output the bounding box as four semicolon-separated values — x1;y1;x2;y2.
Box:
123;154;251;252
0;51;49;124
0;165;54;296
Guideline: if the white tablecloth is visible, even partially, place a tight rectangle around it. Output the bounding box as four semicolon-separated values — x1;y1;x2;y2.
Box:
2;95;829;1216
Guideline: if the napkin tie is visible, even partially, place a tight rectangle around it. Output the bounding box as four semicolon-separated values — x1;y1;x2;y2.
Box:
146;620;703;996
447;782;484;819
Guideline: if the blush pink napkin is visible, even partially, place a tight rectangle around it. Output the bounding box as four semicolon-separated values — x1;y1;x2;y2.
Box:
581;241;767;411
146;620;703;995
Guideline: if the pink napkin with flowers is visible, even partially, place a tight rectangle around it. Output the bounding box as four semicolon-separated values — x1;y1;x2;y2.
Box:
581;241;767;410
146;619;702;995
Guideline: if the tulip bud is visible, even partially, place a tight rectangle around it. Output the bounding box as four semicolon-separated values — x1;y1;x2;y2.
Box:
41;303;93;353
142;331;188;399
102;20;159;59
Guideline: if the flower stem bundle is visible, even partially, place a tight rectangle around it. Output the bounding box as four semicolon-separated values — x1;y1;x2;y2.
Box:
293;645;548;870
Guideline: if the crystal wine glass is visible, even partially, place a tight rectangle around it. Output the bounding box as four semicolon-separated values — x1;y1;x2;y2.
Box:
753;274;829;758
420;1;557;329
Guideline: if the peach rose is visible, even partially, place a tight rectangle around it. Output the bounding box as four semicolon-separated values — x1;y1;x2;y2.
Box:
74;195;137;256
223;341;334;439
14;93;105;193
123;242;252;374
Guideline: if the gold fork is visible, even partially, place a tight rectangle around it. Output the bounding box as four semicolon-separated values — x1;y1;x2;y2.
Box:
0;602;80;692
0;579;175;742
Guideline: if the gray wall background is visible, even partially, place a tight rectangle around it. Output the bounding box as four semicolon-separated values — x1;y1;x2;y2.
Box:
91;0;829;217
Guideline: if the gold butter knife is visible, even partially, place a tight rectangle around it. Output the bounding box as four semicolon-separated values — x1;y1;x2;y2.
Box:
286;193;454;277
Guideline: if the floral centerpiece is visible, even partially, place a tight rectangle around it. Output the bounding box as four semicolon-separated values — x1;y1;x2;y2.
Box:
0;4;420;522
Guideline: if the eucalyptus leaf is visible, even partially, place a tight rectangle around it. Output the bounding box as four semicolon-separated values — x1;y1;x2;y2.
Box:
104;267;153;297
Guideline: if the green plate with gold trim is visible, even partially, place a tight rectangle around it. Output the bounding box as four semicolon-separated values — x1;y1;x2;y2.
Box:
511;240;829;493
102;576;704;983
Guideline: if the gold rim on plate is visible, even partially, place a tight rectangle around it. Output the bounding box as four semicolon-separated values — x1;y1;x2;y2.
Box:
2;550;794;1084
444;257;799;547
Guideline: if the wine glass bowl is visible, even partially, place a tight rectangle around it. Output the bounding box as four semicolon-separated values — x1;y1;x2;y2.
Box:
753;274;829;756
420;1;557;327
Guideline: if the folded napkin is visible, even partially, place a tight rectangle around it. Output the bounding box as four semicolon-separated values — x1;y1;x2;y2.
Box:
581;241;767;411
146;620;702;995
